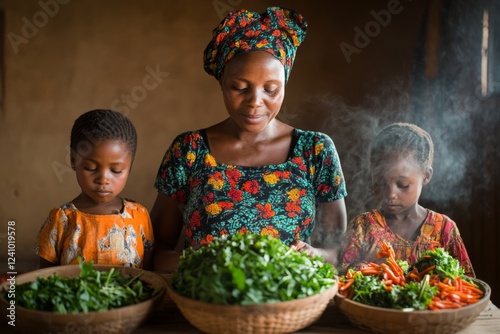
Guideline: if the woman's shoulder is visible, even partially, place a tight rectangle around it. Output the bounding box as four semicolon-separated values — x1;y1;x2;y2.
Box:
293;129;337;155
171;129;205;143
295;129;334;142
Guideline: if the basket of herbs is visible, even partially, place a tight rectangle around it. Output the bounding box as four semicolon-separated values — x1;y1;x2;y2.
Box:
0;259;166;334
166;233;338;334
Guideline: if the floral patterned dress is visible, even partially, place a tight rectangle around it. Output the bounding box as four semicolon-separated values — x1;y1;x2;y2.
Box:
339;209;475;277
34;199;154;268
154;129;347;247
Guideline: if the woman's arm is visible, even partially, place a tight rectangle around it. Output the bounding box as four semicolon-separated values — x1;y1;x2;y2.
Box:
150;192;184;273
39;257;57;268
290;198;347;266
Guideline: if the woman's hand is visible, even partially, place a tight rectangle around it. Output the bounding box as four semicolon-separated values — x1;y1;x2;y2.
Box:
150;192;185;273
290;239;317;257
290;239;341;267
152;249;181;273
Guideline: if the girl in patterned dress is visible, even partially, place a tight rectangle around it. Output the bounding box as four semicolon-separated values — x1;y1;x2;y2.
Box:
151;7;348;273
34;109;154;269
339;123;474;276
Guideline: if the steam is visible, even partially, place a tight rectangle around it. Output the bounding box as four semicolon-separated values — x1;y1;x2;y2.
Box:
291;1;495;224
290;72;483;226
293;79;414;221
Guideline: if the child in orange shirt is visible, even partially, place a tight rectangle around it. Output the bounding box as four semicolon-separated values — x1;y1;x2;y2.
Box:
34;109;154;269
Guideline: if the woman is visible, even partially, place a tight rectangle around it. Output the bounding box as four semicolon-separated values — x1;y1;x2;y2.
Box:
151;7;347;272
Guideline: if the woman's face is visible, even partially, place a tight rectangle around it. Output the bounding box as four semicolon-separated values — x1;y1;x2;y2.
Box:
220;51;286;133
371;152;432;215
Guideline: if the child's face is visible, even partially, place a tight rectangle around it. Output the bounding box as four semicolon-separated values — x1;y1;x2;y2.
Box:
72;140;133;206
371;153;431;215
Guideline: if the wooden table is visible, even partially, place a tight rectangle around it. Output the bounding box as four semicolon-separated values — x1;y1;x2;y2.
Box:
135;292;500;333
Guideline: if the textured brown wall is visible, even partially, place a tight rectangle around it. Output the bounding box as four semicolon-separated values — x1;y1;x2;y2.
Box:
0;0;498;304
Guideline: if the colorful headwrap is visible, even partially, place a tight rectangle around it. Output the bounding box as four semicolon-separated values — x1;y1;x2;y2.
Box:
203;7;307;82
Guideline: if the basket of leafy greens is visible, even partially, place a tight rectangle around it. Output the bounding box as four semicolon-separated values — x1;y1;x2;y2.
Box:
0;259;166;334
166;233;338;334
334;242;491;334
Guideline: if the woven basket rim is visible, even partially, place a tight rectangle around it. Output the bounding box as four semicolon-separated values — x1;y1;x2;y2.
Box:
335;276;491;334
166;276;339;334
0;264;167;316
335;277;491;315
166;275;338;311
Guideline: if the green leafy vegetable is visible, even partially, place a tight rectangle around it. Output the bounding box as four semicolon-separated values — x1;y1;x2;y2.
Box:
8;258;160;313
349;271;392;307
171;233;336;305
346;268;438;310
392;277;438;310
411;248;469;281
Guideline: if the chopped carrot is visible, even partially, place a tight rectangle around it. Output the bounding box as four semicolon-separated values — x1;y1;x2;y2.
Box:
360;268;382;275
340;242;484;311
339;279;354;291
418;265;436;278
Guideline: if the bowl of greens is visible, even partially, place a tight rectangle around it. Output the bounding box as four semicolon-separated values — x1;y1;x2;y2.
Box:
166;233;338;334
0;260;166;334
334;243;491;334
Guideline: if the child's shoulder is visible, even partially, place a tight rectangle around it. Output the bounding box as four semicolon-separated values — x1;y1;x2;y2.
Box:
349;209;384;226
45;202;77;222
123;198;149;213
50;201;76;214
426;209;455;221
425;209;458;227
356;208;383;219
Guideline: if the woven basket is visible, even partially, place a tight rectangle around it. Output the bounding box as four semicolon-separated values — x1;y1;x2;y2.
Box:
334;278;491;334
0;265;167;334
166;277;338;334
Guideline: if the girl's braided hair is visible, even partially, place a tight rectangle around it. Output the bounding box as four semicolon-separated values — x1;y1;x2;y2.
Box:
370;122;434;170
70;109;137;164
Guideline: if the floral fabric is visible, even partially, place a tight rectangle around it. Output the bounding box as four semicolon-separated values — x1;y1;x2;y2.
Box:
340;209;475;277
154;129;347;248
34;199;154;268
203;7;307;82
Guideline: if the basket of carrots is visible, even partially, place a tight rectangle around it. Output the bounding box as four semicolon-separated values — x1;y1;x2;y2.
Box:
334;241;491;334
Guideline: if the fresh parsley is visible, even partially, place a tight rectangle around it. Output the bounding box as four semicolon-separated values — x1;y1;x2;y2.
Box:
8;259;160;313
171;233;337;305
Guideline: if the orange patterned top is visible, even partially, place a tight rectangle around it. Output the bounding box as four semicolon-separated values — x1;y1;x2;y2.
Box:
34;199;154;268
340;209;475;277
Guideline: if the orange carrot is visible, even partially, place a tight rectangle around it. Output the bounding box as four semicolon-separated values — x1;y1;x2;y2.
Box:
339;279;354;292
418;265;436;278
381;263;401;284
361;268;382;275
